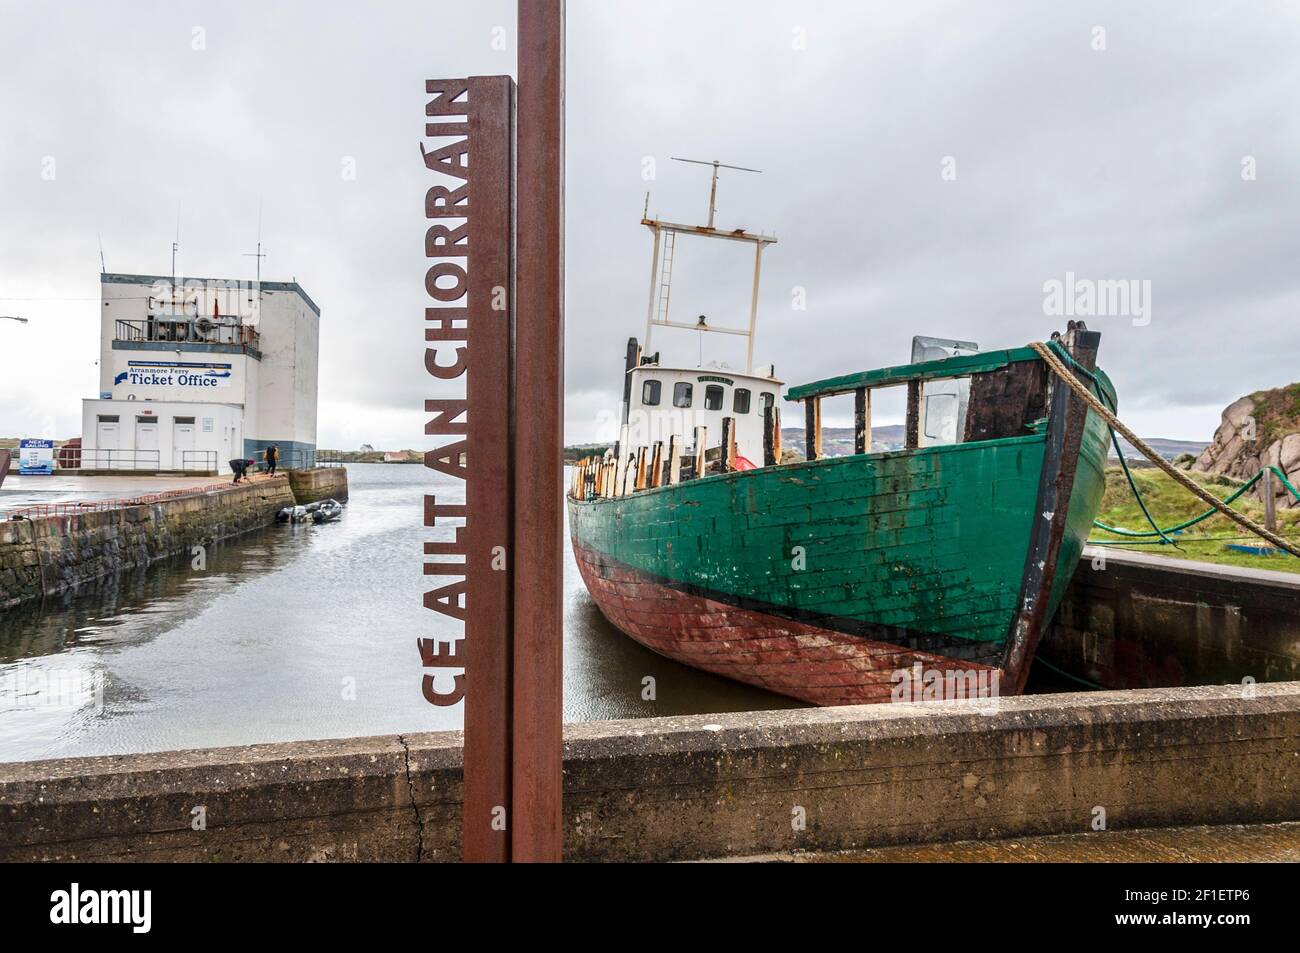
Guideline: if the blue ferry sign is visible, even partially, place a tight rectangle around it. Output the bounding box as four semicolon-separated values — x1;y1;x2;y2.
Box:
18;439;54;475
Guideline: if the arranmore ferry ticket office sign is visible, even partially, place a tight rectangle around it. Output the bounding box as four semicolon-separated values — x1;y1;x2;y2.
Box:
418;0;565;863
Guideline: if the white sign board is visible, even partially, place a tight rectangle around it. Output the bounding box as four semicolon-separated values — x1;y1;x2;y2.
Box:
18;438;54;475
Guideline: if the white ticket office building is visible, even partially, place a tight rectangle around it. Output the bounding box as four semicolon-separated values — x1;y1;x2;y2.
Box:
80;272;320;472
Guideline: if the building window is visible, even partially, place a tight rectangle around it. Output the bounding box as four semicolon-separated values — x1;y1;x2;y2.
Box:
136;416;157;425
642;379;661;406
760;392;775;412
174;416;196;425
97;415;120;423
733;388;752;414
704;385;724;410
673;382;693;408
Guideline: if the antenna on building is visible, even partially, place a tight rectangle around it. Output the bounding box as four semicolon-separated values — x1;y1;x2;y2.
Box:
172;202;182;291
242;200;266;309
98;233;107;275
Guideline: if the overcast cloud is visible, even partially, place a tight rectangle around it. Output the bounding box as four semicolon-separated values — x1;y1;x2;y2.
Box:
1;0;1298;448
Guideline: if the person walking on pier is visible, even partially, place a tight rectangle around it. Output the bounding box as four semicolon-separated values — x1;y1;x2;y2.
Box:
266;444;279;477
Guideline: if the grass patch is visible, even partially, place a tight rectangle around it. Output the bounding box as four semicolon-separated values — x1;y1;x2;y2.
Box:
1091;465;1300;572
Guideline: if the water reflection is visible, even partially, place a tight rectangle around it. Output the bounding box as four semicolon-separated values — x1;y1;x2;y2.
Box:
0;464;796;763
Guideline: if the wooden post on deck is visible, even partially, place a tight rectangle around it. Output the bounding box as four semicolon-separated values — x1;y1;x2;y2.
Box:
721;417;737;472
805;398;822;461
764;405;781;466
905;380;922;450
650;442;664;488
612;453;624;497
693;426;708;479
635;447;648;491
855;387;871;454
667;434;682;485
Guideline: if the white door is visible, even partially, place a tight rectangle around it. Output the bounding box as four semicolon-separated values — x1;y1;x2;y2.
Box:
95;415;120;469
172;417;197;469
135;416;159;470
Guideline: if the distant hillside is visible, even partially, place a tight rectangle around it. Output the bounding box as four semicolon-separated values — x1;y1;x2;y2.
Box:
779;427;1204;461
317;449;421;463
780;426;904;455
1113;436;1208;461
567;428;1205;462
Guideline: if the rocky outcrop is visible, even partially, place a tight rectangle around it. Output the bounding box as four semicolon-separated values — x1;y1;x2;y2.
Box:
1195;390;1300;508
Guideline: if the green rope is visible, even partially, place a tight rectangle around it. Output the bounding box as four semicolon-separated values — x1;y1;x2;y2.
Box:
1270;465;1300;501
1045;340;1173;546
1047;340;1300;544
1032;653;1106;690
1093;471;1263;537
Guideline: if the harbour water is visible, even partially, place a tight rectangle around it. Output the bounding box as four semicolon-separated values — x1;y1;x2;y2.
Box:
0;464;795;763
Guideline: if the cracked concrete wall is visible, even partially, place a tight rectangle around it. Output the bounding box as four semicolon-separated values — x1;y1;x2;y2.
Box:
2;683;1298;862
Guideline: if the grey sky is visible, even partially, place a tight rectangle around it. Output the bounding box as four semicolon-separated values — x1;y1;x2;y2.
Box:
2;0;1297;448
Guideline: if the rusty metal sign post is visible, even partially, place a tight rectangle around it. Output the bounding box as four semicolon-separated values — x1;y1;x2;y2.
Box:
420;0;564;863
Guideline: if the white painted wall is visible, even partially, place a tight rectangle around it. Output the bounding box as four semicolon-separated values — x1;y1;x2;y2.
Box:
626;365;783;464
81;399;244;471
254;288;320;448
95;274;320;458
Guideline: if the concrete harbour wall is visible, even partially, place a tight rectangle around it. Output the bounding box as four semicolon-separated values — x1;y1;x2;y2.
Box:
0;468;347;609
1043;546;1300;689
1;683;1296;862
286;467;349;505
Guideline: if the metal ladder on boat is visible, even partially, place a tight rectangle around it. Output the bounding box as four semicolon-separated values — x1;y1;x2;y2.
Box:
655;228;676;324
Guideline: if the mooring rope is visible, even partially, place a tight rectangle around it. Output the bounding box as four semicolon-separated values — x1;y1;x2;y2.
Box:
1031;340;1300;560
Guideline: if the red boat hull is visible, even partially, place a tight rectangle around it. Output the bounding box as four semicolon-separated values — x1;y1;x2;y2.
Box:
572;539;1002;707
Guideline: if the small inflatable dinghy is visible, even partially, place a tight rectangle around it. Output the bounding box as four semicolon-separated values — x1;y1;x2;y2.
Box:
277;504;315;523
277;499;343;524
311;499;343;524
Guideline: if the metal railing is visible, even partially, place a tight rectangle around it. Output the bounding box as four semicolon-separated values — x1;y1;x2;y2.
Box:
255;448;340;471
64;449;219;472
180;450;219;472
75;449;162;471
114;317;260;351
5;482;229;521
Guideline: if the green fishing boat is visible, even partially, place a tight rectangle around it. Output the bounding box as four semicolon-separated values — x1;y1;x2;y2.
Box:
571;327;1111;705
568;169;1113;705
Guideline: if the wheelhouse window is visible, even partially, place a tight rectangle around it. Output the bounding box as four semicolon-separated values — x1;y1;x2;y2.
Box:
673;382;693;408
733;388;752;414
760;392;775;412
704;384;724;410
642;379;662;406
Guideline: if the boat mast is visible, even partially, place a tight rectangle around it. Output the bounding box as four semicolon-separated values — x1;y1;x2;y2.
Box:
642;158;777;374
